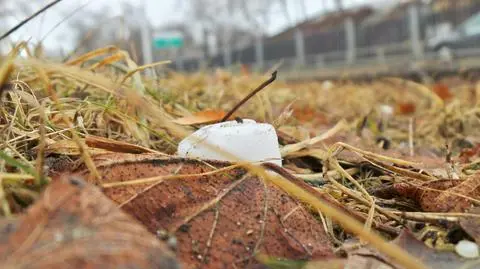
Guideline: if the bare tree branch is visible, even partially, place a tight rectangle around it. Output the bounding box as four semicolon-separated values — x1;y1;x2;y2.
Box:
0;0;63;42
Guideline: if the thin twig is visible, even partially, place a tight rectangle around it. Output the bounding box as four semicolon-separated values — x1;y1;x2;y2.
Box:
171;174;249;233
118;165;184;208
220;71;277;122
203;203;220;263
334;142;420;167
322;159;400;222
35;101;47;186
103;164;241;188
253;179;269;254
408;117;415;157
0;0;64;42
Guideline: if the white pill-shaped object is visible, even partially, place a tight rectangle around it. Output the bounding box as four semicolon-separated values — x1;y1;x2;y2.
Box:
177;119;282;166
455;240;479;259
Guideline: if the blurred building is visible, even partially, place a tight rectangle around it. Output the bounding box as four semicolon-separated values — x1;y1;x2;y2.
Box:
269;6;374;42
176;0;480;71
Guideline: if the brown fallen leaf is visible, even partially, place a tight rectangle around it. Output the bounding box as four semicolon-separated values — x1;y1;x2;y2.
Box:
45;139;111;156
172;110;226;125
459;144;480;163
375;174;480;212
71;153;335;268
240;64;250;77
459;207;480;245
395;102;416;115
85;135;163;154
0;175;179;269
432;83;453;101
43;135;163;157
292;105;329;125
344;246;395;269
345;229;471;269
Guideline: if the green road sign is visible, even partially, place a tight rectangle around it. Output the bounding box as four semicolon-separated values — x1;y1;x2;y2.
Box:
153;31;184;49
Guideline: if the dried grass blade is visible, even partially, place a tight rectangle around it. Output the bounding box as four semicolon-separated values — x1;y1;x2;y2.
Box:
34;101;48;186
281;120;347;156
0;176;10;217
19;58;120;96
120;60;171;84
364;155;436;181
66;46;118;65
0;47;17;89
0;151;37;178
334;142;420;167
88;52;125;70
85;135;166;155
264;171;427;269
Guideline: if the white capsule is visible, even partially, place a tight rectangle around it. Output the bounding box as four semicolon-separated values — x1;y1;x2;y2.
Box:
379;104;394;117
177;119;282;166
455;240;479;258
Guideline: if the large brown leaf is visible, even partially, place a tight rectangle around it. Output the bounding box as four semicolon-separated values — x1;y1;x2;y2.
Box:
377;173;480;212
72;153;335;269
459;207;480;245
344;229;471;269
0;175;179;269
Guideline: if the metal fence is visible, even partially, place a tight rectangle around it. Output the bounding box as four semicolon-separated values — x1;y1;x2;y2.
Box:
174;2;480;74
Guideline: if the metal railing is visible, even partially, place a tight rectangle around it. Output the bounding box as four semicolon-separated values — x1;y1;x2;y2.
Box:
168;3;480;79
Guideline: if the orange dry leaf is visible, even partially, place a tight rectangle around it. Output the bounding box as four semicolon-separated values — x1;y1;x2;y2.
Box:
459;144;480;163
292;106;328;125
214;69;232;83
172;110;226;125
432;83;453;101
396;102;416;115
240;64;250;77
0;175;179;269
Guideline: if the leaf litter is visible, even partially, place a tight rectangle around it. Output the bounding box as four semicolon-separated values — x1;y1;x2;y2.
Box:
0;44;480;268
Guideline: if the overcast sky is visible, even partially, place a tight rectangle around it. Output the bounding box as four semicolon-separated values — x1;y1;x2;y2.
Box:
5;0;389;52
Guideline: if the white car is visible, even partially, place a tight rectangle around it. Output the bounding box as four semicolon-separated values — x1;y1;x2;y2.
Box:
427;11;480;60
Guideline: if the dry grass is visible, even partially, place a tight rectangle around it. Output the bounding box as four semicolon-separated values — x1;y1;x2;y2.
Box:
1;43;480;268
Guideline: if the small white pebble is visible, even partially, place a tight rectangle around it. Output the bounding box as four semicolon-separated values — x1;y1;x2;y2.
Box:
379;104;394;117
455;240;479;258
167;237;177;250
54;231;64;242
321;80;334;90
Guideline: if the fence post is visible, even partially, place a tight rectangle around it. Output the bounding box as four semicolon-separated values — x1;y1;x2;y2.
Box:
408;3;423;59
375;47;386;65
175;49;184;71
294;29;306;66
255;35;265;71
345;16;356;65
223;43;232;68
315;54;325;68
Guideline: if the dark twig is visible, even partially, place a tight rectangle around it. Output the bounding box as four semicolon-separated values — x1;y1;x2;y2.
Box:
0;0;64;42
0;83;12;99
220;71;277;122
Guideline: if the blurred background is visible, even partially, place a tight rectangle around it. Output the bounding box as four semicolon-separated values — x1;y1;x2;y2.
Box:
1;0;479;76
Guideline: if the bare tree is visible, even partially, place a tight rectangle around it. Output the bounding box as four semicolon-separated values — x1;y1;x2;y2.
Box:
334;0;344;11
67;2;145;61
0;0;33;53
